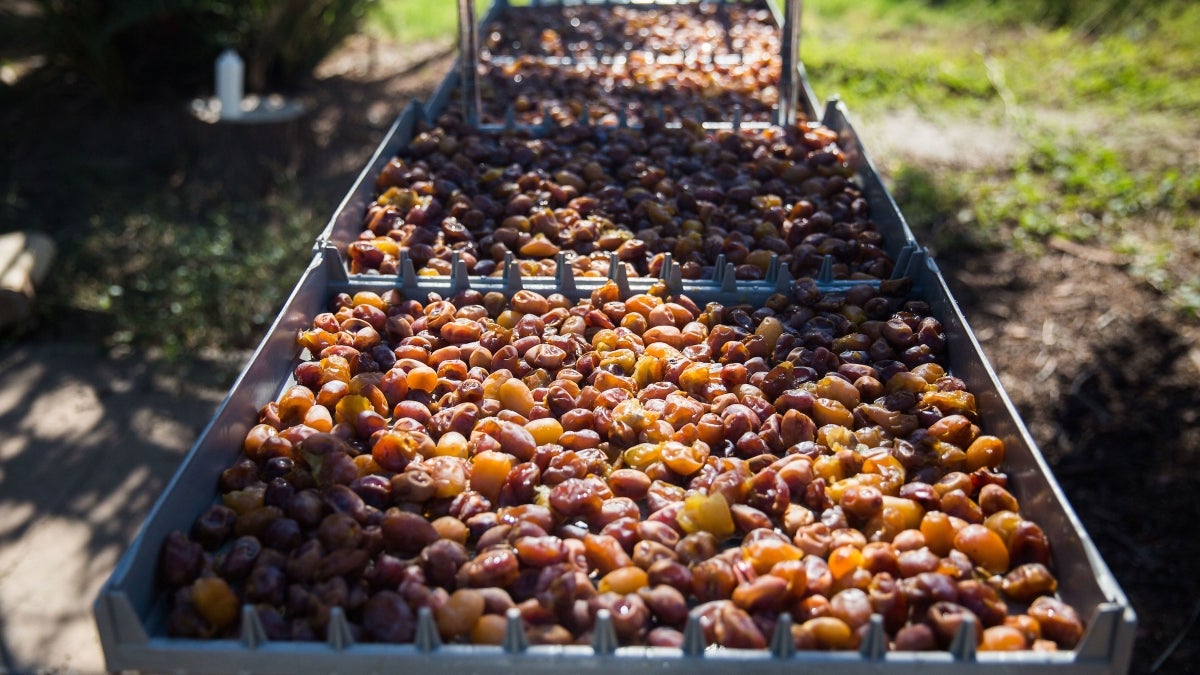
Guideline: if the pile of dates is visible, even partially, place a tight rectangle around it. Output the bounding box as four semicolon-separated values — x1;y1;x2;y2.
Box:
472;3;781;125
472;54;780;127
481;4;780;61
352;117;889;282
160;280;1084;652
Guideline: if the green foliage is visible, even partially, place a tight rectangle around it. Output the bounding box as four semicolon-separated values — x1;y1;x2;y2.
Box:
804;0;1199;319
896;134;1200;316
993;10;1200;115
922;0;1153;35
368;0;488;45
803;0;1200;117
48;185;317;358
15;0;376;99
890;164;999;253
14;1;199;98
217;0;376;91
974;132;1200;243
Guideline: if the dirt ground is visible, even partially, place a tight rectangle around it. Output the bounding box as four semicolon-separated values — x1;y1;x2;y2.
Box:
931;241;1200;673
1;39;1197;674
857;110;1200;673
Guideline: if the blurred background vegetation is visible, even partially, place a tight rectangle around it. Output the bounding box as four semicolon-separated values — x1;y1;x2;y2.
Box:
0;0;1196;359
802;0;1200;318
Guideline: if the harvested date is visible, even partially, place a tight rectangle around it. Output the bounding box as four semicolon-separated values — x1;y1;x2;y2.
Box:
363;590;415;643
159;531;204;588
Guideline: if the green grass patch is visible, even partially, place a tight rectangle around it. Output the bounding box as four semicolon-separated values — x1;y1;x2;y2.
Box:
804;0;1199;317
890;164;1001;253
887;134;1200;316
1014;134;1199;238
33;182;317;359
369;0;490;44
802;0;1200;116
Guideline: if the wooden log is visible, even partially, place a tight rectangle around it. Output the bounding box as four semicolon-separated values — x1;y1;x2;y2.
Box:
0;231;57;329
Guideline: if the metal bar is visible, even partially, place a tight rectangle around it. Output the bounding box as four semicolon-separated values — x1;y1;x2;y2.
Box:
458;0;482;127
779;0;802;125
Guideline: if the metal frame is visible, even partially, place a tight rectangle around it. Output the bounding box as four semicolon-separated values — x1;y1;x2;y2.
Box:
458;0;483;127
778;0;802;125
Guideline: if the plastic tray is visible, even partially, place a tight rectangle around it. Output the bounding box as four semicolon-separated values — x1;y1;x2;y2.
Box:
94;243;1134;672
463;0;788;127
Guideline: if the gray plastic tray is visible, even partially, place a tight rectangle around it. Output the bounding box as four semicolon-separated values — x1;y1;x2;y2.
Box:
453;0;813;129
429;0;818;130
94;244;1134;673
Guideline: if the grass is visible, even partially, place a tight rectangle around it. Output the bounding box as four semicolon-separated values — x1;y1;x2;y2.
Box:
368;0;490;44
5;0;1197;355
53;186;319;359
798;0;1200;316
802;0;1200;117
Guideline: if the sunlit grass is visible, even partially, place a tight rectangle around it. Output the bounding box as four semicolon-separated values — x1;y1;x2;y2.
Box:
369;0;490;44
803;0;1200;116
797;0;1200;316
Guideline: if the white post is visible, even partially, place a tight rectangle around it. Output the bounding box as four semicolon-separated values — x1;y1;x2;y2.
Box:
216;49;244;120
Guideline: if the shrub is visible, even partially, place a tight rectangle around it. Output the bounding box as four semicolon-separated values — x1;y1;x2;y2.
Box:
19;0;375;100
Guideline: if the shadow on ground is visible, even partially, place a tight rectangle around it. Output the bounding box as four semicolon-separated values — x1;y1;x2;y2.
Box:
1053;315;1200;674
0;344;232;671
0;41;453;673
935;246;1200;674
